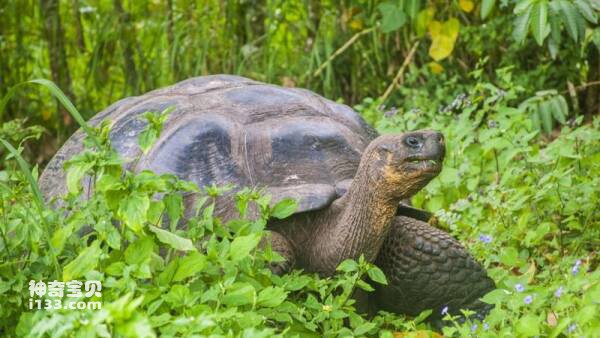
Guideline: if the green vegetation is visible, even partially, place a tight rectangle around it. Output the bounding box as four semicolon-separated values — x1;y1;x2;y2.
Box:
1;0;599;337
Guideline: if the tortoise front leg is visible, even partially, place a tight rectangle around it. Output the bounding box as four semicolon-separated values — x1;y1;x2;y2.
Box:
371;216;495;321
263;230;296;275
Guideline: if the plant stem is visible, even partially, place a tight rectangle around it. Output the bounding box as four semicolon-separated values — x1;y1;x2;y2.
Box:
380;41;420;103
312;27;375;77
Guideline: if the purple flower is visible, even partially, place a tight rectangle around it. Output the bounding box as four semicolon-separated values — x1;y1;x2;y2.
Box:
572;260;581;275
567;323;577;333
555;286;564;298
441;306;449;316
524;295;533;304
483;323;489;330
471;324;478;332
479;234;493;244
515;283;525;293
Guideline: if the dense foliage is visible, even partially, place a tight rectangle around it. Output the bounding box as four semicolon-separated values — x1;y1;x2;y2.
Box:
1;0;599;337
2;0;599;162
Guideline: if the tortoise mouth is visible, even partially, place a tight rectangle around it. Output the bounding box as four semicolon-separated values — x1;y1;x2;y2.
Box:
403;157;443;174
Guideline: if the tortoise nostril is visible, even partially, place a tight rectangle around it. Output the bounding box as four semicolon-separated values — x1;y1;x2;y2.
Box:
405;136;421;148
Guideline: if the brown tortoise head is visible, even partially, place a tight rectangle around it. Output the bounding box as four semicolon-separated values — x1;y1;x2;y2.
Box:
359;130;445;199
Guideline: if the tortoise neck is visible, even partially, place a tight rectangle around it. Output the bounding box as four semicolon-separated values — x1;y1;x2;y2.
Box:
337;173;401;258
308;159;402;275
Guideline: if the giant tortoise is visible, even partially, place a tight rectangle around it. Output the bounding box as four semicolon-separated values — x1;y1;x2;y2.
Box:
40;75;494;320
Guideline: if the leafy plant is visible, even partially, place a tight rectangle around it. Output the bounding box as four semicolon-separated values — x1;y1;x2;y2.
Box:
519;90;570;134
511;0;600;56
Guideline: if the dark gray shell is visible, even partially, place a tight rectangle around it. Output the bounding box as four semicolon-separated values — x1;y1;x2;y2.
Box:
40;75;378;218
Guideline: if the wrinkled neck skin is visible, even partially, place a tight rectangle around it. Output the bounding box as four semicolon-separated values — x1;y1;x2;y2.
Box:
304;160;411;275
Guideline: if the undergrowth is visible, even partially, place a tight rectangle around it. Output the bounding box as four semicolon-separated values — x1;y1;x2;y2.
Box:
0;71;599;337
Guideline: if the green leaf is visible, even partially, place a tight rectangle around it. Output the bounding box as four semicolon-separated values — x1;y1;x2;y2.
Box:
513;6;533;43
63;241;102;281
416;8;435;36
539;100;554;134
378;2;407;33
229;233;262;261
500;246;519;266
271;198;298;219
548;13;562;58
65;161;93;194
118;192;150;233
148;225;195;251
124;236;155;265
592;27;600;51
516;314;541;336
481;0;496;19
574;0;598;23
356;279;375;292
0;139;45;211
173;251;207;281
337;259;359;272
257;287;288;307
164;193;183;229
138;128;158;154
531;108;541;131
514;0;534;14
222;282;256;307
163;285;191;307
354;322;376;335
481;288;509;304
367;266;388;285
549;96;567;124
530;1;550;45
50;224;74;254
403;0;420;19
557;0;580;41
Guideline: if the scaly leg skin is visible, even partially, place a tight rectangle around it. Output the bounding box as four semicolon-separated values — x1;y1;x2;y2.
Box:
263;231;296;275
372;216;495;325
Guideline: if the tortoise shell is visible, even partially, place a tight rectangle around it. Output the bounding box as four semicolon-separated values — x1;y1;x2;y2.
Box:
40;75;379;217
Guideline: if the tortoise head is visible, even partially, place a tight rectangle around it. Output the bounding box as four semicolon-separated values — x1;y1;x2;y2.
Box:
362;130;445;198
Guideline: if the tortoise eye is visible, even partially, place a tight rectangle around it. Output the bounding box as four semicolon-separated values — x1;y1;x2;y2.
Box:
405;136;421;149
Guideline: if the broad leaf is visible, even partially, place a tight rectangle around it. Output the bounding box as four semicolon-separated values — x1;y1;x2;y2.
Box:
549;96;567;124
539;100;554;134
481;0;496;19
378;2;407;33
516;315;541;336
222;283;256;307
337;259;358;272
530;1;550;45
229;233;262;261
403;0;420;19
557;0;581;41
459;0;474;13
173;252;207;281
574;0;598;23
257;287;288;307
118;192;150;233
63;241;102;281
367;266;388;285
124;236;155;265
428;19;460;61
271;198;298;219
149;225;195;251
513;6;533;43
